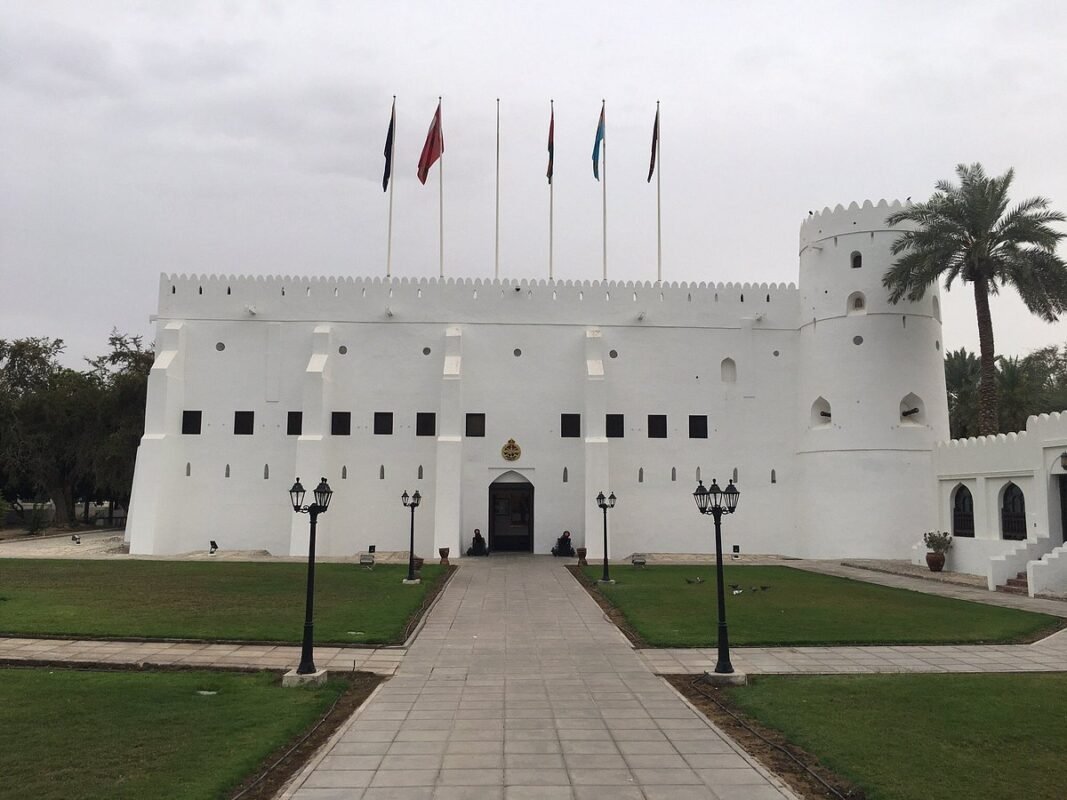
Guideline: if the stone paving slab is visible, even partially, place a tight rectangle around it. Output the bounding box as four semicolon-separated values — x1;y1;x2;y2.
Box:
280;556;797;800
639;625;1067;675
0;637;404;675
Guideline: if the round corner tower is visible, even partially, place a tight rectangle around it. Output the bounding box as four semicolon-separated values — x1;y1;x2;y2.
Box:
794;200;949;557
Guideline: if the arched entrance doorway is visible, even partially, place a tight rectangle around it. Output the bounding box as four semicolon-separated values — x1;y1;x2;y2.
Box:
489;471;534;553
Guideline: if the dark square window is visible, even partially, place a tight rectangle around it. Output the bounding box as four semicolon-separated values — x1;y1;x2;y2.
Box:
416;412;436;436
181;410;202;435
648;414;667;438
331;412;351;436
374;412;393;435
233;411;255;435
287;411;303;436
561;413;581;438
606;414;625;439
689;415;708;439
466;413;486;438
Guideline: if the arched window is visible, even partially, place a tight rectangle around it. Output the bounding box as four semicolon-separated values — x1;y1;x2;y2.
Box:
846;291;866;316
850;251;862;269
379;465;385;480
417;465;424;480
1001;483;1026;540
638;467;644;483
952;485;974;538
696;466;701;482
721;357;737;383
671;467;677;482
224;464;230;478
732;467;738;483
562;467;568;483
341;465;348;479
811;397;831;427
900;393;925;424
263;464;269;480
932;297;941;322
185;462;191;477
770;469;777;484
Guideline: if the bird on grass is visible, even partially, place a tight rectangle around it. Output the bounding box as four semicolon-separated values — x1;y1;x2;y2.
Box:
685;576;705;585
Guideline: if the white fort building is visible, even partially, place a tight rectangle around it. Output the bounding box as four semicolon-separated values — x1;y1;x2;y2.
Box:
126;199;1067;595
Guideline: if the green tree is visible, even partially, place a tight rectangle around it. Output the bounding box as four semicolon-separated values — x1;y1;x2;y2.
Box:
944;348;981;438
884;163;1067;435
87;333;153;510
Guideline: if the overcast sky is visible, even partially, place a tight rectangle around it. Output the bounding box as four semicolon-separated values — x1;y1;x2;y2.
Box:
2;0;1066;365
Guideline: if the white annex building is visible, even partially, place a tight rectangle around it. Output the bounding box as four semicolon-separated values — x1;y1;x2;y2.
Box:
124;198;1067;593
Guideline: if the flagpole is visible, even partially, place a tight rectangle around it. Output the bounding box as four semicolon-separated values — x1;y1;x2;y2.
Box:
549;99;554;282
601;99;607;282
656;100;662;284
438;96;444;279
387;96;396;278
495;98;500;280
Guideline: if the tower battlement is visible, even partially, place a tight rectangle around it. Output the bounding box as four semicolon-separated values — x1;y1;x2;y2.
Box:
799;199;910;248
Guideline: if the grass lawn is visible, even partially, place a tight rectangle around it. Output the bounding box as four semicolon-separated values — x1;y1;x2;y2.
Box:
580;564;1060;646
0;667;346;800
722;673;1067;800
0;559;447;644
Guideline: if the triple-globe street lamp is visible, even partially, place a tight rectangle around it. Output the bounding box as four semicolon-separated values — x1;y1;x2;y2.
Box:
693;478;740;674
289;476;334;675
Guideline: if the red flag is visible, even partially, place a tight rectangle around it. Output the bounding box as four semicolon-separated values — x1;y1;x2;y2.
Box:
417;101;444;184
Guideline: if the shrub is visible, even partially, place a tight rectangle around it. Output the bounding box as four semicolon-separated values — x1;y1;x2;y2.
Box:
923;530;953;554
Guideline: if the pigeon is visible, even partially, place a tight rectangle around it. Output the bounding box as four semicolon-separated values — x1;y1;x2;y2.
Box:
685;576;705;585
732;589;743;595
71;535;81;544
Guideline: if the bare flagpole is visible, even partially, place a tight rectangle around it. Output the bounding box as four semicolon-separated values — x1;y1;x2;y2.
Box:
549;99;554;281
495;98;500;280
438;96;444;279
602;99;607;282
656;100;662;283
387;95;396;278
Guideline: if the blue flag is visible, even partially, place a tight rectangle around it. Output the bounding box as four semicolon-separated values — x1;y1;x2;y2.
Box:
592;102;605;180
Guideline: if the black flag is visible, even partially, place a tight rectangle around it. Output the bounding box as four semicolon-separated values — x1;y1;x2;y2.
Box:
382;98;395;192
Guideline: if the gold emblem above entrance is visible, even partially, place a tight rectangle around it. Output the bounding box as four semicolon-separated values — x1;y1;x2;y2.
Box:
501;439;521;462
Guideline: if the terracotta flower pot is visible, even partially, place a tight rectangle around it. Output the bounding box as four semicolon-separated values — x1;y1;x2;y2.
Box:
439;547;450;565
576;547;588;566
926;552;946;572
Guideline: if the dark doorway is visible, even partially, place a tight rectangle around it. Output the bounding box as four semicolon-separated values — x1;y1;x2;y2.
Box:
1059;475;1067;545
489;483;534;553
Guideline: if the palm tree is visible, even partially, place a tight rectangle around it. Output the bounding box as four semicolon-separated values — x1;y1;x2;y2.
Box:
943;347;981;438
883;163;1067;435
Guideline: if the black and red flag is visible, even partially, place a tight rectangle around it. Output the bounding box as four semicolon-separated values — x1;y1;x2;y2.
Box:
647;103;660;183
547;103;555;184
382;97;395;192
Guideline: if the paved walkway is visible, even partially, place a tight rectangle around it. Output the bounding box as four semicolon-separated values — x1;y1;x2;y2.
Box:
0;637;404;675
792;559;1067;617
641;628;1067;675
281;556;797;800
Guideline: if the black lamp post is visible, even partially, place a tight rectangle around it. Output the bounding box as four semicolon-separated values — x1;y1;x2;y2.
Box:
596;491;617;583
693;478;740;674
289;476;333;675
402;489;422;582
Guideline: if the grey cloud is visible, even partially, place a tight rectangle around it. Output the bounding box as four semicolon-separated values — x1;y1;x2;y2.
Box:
0;20;127;100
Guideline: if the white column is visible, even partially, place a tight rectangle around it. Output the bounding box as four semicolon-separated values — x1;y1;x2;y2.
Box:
433;326;464;555
582;328;610;557
290;325;333;556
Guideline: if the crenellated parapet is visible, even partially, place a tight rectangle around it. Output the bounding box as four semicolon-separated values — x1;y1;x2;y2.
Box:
157;273;801;328
937;411;1067;451
799;199;910;248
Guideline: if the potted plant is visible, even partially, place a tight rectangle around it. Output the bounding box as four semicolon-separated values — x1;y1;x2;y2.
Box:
923;531;952;572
